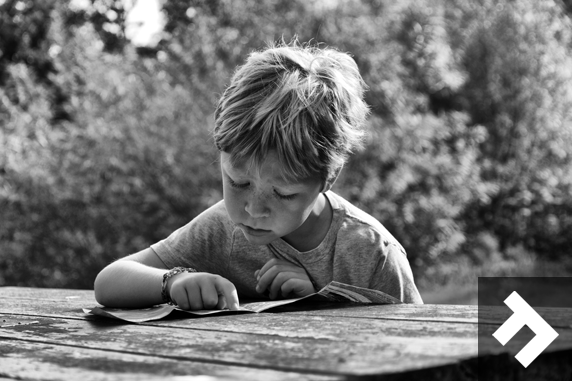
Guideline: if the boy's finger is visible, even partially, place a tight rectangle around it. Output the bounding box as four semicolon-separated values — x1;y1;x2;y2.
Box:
215;278;240;310
282;277;314;297
256;266;280;293
170;287;189;310
257;263;304;292
199;283;220;309
268;272;299;299
258;258;299;278
186;284;204;310
279;278;299;298
216;294;227;310
259;259;304;280
257;258;280;278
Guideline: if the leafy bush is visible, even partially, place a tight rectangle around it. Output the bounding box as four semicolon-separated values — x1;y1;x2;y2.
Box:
2;0;572;289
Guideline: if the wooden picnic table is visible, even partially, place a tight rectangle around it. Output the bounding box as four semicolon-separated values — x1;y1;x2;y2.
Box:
1;287;571;380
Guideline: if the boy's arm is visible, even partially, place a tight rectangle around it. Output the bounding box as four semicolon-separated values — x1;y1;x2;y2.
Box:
94;248;239;310
94;248;168;308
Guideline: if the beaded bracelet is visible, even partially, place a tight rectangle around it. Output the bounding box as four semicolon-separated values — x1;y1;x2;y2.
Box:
161;267;197;305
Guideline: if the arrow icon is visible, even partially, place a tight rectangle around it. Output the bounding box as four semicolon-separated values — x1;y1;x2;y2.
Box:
492;291;559;367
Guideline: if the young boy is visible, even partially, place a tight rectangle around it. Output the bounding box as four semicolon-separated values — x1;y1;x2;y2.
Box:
94;42;423;310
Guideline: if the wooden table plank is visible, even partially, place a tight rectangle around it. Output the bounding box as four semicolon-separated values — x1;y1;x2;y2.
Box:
280;302;572;327
2;287;572;381
0;286;481;378
128;311;477;340
3;311;570;365
2;305;479;340
0;313;477;376
0;339;340;381
0;287;93;299
277;302;479;323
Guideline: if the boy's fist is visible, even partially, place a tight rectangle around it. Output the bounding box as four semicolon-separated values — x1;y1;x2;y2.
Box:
255;258;315;299
167;272;239;311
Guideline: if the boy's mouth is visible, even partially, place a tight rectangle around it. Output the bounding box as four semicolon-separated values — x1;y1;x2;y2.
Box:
240;224;272;236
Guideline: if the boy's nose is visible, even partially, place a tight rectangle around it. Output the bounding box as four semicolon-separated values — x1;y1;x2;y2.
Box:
245;192;270;218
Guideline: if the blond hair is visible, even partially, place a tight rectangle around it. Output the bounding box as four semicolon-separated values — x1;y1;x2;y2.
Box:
213;41;369;183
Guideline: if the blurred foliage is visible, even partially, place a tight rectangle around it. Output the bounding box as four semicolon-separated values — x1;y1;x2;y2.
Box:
1;0;572;289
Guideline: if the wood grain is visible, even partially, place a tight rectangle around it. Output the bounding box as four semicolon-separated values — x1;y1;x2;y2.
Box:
0;313;477;376
2;287;572;381
0;339;340;381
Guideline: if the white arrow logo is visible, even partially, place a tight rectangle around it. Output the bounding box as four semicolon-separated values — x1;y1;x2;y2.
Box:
492;291;559;368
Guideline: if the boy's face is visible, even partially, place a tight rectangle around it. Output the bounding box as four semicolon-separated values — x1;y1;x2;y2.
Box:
220;151;325;247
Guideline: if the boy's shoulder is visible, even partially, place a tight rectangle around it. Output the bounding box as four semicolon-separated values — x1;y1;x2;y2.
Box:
154;199;236;255
327;191;382;228
193;199;234;228
327;191;405;253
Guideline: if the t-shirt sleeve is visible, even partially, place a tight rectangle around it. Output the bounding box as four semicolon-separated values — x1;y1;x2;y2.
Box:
150;201;233;278
369;243;423;304
333;219;423;304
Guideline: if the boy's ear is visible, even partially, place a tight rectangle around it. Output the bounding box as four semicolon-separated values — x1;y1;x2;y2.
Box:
322;166;342;193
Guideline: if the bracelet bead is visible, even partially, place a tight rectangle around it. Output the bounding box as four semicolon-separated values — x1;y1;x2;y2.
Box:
161;267;197;305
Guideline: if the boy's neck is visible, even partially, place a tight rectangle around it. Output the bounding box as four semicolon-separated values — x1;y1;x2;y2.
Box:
281;193;333;252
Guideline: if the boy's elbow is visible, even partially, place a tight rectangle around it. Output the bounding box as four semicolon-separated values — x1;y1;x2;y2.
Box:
93;273;105;305
93;269;113;306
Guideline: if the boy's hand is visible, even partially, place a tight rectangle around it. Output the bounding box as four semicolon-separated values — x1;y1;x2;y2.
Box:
255;258;315;299
167;273;239;311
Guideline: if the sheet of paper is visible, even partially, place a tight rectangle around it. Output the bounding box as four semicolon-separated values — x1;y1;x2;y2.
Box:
85;281;402;323
83;305;176;323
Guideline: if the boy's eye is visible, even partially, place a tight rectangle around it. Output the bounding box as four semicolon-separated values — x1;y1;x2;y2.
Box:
228;178;249;189
274;190;297;201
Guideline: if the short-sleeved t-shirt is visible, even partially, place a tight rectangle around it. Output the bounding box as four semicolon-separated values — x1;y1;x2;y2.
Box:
151;191;423;303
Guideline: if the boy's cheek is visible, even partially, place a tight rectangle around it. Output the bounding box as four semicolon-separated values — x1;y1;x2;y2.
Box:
223;196;241;219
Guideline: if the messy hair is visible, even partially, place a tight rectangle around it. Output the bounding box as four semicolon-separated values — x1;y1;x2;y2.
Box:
213;41;370;184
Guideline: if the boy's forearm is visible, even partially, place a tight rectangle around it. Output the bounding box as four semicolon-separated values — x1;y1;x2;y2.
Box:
94;261;165;308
